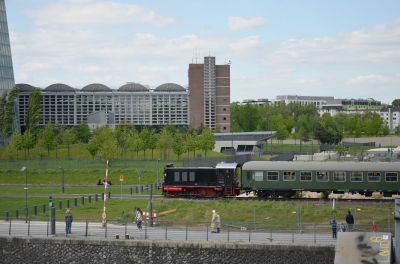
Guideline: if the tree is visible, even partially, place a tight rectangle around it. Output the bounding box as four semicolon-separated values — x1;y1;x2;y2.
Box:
198;128;215;157
87;126;118;160
62;128;76;159
115;125;129;160
21;130;36;158
173;132;185;160
158;126;173;160
0;86;19;137
395;125;400;136
364;112;382;136
38;124;56;156
25;88;41;135
148;129;158;160
314;114;343;145
140;127;150;159
335;144;348;160
9;131;23;159
129;129;143;158
72;123;91;143
392;99;400;108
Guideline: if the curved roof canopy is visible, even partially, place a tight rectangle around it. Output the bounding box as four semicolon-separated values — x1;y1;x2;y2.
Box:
81;83;111;92
118;83;149;92
154;83;185;92
15;83;37;92
45;83;75;92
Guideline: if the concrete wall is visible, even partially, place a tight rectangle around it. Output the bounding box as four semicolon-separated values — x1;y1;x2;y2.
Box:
0;236;335;264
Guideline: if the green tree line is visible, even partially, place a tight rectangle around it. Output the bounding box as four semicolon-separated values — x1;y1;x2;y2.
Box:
231;102;393;144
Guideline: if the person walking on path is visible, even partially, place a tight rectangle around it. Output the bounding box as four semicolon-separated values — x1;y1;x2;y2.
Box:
372;221;377;233
65;209;73;235
345;210;354;231
330;218;337;239
135;208;143;230
211;210;218;233
215;212;221;233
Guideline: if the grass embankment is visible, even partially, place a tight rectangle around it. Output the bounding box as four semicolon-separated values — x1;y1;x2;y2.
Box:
0;197;394;231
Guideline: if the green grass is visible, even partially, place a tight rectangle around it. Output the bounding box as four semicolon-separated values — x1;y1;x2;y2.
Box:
0;186;161;195
0;197;394;231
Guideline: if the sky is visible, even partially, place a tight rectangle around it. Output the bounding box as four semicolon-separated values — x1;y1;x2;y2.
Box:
5;0;400;104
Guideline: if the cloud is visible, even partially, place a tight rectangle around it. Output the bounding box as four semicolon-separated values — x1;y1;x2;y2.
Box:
347;74;391;86
27;0;174;28
229;36;261;51
228;16;267;31
267;21;400;65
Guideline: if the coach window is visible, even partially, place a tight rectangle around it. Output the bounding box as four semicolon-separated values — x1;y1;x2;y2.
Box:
283;171;296;181
267;171;279;181
333;171;346;182
385;172;398;182
189;172;195;182
368;172;381;182
316;171;329;182
351;172;363;182
182;172;188;182
300;171;312;181
174;172;180;182
254;171;263;181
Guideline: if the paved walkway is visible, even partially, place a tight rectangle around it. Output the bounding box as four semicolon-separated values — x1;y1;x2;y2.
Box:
0;220;337;246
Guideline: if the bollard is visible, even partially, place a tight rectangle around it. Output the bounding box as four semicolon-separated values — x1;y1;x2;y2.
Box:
130;187;132;196
88;195;92;204
95;194;98;201
15;209;19;219
66;200;70;208
115;234;119;239
74;198;78;207
101;193;104;200
140;186;143;193
108;191;111;199
4;211;9;221
42;204;46;214
50;206;56;235
34;206;37;216
81;196;84;205
58;201;62;210
135;186;139;193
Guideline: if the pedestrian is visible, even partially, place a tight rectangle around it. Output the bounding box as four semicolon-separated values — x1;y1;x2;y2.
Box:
65;209;73;235
330;218;337;239
135;208;143;230
372;221;377;233
215;212;221;233
340;222;346;232
211;209;217;233
345;210;354;231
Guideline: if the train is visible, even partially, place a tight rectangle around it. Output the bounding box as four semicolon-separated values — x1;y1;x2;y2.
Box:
161;161;400;198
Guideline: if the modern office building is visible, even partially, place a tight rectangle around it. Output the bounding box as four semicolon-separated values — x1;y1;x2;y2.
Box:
188;56;231;132
0;0;14;95
15;83;188;131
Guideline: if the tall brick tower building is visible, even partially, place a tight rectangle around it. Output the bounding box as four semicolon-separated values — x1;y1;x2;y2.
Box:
188;56;230;132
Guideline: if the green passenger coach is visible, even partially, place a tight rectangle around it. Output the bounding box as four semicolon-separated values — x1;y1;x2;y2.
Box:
241;161;400;198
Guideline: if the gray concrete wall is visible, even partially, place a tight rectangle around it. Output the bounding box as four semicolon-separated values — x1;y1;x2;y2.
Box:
0;236;335;264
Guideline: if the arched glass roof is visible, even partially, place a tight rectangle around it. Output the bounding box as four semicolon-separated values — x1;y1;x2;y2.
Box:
118;83;149;92
81;83;112;92
15;83;36;92
45;83;75;92
154;83;185;92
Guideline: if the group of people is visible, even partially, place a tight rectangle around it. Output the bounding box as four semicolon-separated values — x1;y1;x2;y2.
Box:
330;210;355;239
330;210;377;239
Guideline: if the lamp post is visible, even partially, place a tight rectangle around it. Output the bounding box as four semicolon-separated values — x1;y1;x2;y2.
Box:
21;166;28;222
60;166;64;193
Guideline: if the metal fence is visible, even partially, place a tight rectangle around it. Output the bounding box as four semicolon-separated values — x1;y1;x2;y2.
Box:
0;218;390;246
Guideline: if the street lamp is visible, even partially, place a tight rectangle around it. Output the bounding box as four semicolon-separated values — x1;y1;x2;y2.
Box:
60;166;64;193
20;166;28;221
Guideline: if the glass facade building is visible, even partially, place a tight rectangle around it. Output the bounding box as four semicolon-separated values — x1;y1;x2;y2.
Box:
16;83;188;130
0;0;14;95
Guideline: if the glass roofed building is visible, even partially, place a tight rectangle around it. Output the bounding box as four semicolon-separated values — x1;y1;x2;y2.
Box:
15;82;188;130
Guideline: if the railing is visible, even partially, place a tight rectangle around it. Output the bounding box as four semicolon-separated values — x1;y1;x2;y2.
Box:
0;218;389;245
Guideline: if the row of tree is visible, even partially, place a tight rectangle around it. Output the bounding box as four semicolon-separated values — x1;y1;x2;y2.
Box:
231;102;398;144
6;123;216;160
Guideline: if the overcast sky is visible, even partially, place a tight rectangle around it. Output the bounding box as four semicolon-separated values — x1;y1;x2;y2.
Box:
6;0;400;104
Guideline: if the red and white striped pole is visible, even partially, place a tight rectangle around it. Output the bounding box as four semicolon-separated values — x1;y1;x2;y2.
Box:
102;160;109;228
